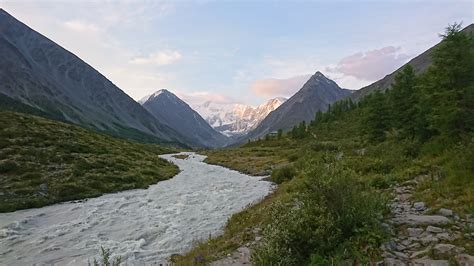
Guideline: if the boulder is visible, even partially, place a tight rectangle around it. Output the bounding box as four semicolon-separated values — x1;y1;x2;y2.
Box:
455;254;474;266
438;208;453;217
384;258;407;266
412;259;449;266
413;202;426;211
407;227;424;237
426;226;443;233
393;215;451;226
433;243;464;257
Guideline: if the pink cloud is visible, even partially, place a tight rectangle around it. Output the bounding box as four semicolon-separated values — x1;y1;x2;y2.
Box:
175;91;238;105
328;46;410;80
250;74;311;98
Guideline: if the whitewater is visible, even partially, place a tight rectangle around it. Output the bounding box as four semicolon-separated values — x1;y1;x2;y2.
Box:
0;152;273;265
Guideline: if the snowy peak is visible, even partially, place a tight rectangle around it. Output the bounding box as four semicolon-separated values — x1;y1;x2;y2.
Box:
193;97;287;137
140;90;229;148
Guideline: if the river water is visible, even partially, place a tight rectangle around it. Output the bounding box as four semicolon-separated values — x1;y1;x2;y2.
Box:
0;152;273;265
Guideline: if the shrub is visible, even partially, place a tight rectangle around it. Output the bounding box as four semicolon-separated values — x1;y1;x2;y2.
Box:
253;155;387;265
271;165;296;184
0;160;19;173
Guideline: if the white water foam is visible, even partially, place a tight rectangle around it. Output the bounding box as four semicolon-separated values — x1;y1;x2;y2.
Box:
0;152;273;265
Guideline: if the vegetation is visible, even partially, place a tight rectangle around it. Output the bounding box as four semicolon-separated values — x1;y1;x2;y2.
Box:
0;111;179;212
178;23;474;264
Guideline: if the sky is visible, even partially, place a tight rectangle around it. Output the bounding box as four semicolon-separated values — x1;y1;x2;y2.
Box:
1;0;472;106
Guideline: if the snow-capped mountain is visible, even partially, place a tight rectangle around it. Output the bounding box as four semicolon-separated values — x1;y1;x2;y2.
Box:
193;97;286;137
140;89;229;148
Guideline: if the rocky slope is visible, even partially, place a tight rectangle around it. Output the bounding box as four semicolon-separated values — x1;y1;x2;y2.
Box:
193;98;286;137
141;90;229;148
0;9;189;146
244;71;351;141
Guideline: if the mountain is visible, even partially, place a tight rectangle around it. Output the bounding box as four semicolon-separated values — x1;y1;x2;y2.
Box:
193;97;286;137
0;9;189;146
244;71;351;140
352;23;474;101
140;89;229;148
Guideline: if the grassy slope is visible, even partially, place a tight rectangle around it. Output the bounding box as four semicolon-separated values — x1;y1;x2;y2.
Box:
0;111;179;212
176;107;474;264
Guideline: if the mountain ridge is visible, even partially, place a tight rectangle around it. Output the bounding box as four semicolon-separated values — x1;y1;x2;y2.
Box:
0;9;192;146
141;89;230;148
243;71;351;141
194;97;287;137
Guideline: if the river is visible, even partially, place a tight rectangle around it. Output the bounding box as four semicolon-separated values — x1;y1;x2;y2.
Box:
0;152;274;265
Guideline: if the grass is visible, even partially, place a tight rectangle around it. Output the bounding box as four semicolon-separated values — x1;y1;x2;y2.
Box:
0;111;179;212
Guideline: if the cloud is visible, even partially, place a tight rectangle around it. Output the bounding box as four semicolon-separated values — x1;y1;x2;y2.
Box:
327;46;410;80
175;91;239;105
130;50;182;66
63;20;100;34
250;74;311;98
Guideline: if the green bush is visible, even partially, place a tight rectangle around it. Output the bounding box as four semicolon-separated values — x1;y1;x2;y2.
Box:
253;155;387;265
271;165;296;184
0;160;19;173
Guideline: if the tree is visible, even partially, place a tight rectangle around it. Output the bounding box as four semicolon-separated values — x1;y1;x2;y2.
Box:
388;65;419;138
363;91;390;142
421;23;474;137
277;129;283;140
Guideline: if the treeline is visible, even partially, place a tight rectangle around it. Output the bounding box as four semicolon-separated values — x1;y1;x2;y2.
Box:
273;23;473;143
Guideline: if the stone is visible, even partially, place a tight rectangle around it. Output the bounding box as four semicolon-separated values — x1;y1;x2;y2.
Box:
393;215;451;226
455;254;474;266
393;251;409;259
412;259;449;266
408;242;421;249
407;227;424;237
433;243;463;257
414;202;426;211
410;249;429;259
384;258;407;266
436;232;452;241
426;226;443;233
438;208;453;217
420;234;439;245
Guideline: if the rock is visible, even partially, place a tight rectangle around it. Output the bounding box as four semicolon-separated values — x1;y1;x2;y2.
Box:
414;202;426;211
410;249;429;259
407;227;424;237
455;254;474;266
393;251;409;259
384;258;407;266
393;215;451;226
436;232;452;241
433;243;463;257
420;234;439;245
426;226;443;233
438;208;453;217
412;259;449;266
408;242;421;249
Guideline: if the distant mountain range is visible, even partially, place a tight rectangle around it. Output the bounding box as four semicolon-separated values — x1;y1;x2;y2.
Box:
0;9;192;147
2;8;468;149
244;72;351;141
140;89;229;148
193;97;286;137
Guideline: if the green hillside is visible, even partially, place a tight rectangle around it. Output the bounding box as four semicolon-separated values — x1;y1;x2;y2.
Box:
0;111;179;213
176;23;474;265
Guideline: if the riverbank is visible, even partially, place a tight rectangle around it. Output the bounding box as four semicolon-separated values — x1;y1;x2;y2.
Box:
0;111;179;213
0;152;273;265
